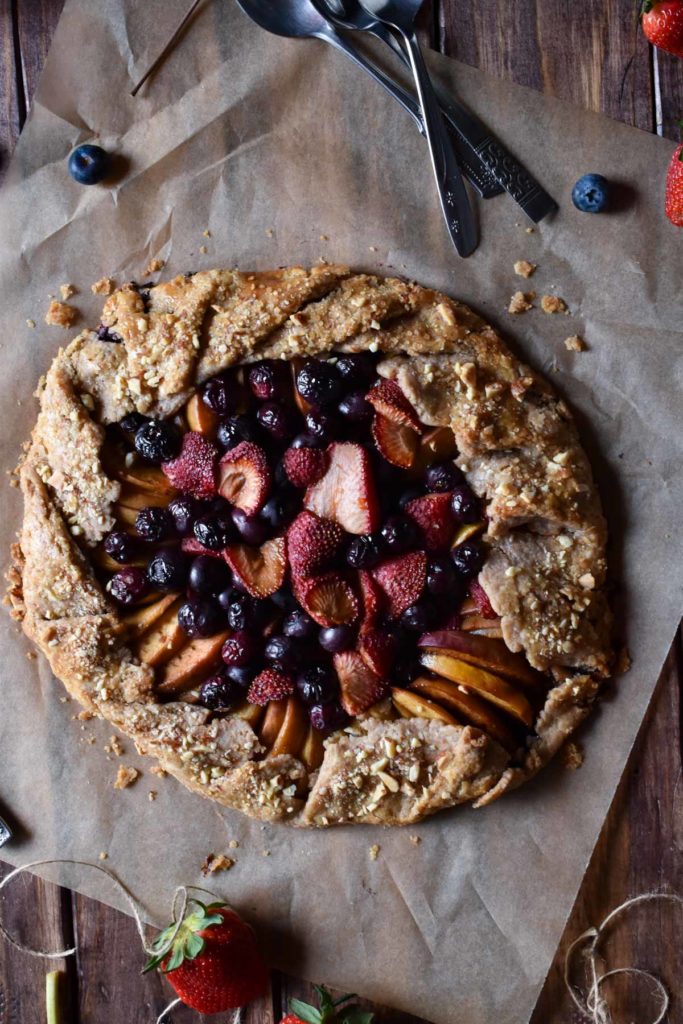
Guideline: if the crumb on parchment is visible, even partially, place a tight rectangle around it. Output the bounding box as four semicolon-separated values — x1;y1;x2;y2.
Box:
148;791;157;802
143;257;165;276
105;735;124;757
150;765;167;778
409;835;421;845
508;291;535;314
91;276;114;296
45;300;77;328
202;853;235;875
564;334;586;352
541;294;568;314
615;645;632;675
561;741;584;771
26;318;36;328
60;283;76;300
99;851;108;861
369;844;380;861
114;765;139;789
513;260;536;278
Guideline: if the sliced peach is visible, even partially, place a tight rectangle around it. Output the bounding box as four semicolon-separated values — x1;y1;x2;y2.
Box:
452;522;485;547
472;626;505;639
113;503;138;527
419;653;534;728
411;677;519;752
460;614;503;633
156;631;230;695
408;426;458;476
118;463;178;497
391;687;459;725
259;699;287;749
418;629;541;688
364;697;397;721
301;725;325;771
122;593;180;639
229;700;264;729
185;392;219;438
134;599;185;667
118;486;169;511
270;697;308;758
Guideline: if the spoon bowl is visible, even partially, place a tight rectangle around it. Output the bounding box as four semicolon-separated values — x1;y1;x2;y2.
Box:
359;0;425;32
234;0;330;38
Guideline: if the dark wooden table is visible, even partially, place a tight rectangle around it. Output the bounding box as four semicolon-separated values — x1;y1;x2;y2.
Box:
1;2;682;1022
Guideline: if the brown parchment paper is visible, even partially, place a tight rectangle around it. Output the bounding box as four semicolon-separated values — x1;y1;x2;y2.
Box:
1;2;682;1022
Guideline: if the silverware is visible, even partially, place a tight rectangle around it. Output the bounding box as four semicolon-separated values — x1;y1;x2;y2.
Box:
311;0;502;200
131;0;204;96
356;0;477;255
0;814;12;847
234;0;494;201
358;0;557;223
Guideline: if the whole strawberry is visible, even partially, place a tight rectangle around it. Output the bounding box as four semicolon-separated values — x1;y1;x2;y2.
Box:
144;900;268;1013
281;985;373;1024
665;141;683;226
641;1;683;57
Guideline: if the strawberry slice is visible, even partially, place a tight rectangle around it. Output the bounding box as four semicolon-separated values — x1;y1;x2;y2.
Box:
247;668;295;705
372;413;420;470
283;446;328;488
366;378;423;432
358;627;397;678
287;510;344;580
162;431;218;499
372;551;427;618
358;569;384;629
468;579;497;619
224;536;286;598
304;442;380;535
295;572;360;627
334;651;387;716
218;441;270;514
181;537;223;560
405;492;456;551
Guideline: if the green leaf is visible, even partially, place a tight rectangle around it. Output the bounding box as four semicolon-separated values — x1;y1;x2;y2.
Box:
185;933;205;960
142;951;166;974
338;1009;374;1024
290;998;323;1024
162;945;185;975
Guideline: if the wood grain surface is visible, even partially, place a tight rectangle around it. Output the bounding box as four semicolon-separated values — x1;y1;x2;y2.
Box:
0;2;681;1022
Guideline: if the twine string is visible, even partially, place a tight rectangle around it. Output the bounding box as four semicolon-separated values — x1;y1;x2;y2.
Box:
564;891;683;1024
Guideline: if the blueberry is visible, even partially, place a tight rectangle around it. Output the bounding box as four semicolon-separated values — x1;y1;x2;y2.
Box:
201;375;235;416
450;540;484;578
260;491;299;531
309;701;349;732
338;391;372;423
297;665;338;706
335;354;376;388
221;630;258;667
318;624;356;653
305;409;336;444
167;495;199;537
97;324;123;344
450;485;480;524
135;506;173;542
290;432;320;449
199;672;241;710
425;462;464;492
571;173;610;214
109;567;148;605
178;598;223;638
188;555;231;596
264;634;299;669
270;586;298;612
217;415;261;451
103;530;139;564
380;515;417;554
248;361;285;401
257;401;294;442
119;412;148;434
225;592;259;631
282;608;317;640
68;144;110;185
147;550;190;591
193;513;233;550
224;664;256;689
400;601;437;632
231;507;269;546
426;555;460;596
296;360;342;408
346;534;383;570
134;420;181;464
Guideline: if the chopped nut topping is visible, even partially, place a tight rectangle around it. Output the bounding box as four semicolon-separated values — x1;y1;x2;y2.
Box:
113;765;139;789
508;291;535;314
541;294;567;314
513;260;536;278
45;300;77;328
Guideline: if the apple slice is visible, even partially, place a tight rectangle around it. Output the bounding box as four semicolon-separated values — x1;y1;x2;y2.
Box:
156;631;230;696
185;392;219;438
122;592;180;639
270;697;308;758
452;522;485;547
300;724;325;771
419;652;534;728
418;629;541;688
118;486;170;511
411;676;519;752
259;699;287;749
117;463;178;497
391;687;459;725
229;700;264;729
134;599;185;667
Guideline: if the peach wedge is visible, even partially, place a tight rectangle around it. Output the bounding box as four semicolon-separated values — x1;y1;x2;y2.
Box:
418;630;541;689
410;676;519;752
419;652;534;728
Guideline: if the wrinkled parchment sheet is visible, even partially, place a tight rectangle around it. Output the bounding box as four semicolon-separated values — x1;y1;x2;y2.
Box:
0;2;681;1022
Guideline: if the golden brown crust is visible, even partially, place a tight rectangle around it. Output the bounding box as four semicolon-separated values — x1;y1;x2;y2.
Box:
10;266;613;826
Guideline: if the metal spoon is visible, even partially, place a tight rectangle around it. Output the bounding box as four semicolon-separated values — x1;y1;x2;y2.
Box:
358;0;477;255
234;0;492;199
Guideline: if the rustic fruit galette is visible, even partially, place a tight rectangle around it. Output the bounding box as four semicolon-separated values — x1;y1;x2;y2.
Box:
8;265;613;826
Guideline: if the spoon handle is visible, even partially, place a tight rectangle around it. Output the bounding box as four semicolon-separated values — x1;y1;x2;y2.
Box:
400;29;477;257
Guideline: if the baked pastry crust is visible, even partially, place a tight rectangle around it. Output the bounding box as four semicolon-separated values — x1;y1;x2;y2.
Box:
9;266;612;826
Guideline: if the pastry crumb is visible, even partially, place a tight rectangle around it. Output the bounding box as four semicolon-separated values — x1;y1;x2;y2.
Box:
369;844;380;861
148;790;157;802
525;226;535;234
77;710;94;721
513;260;536;278
59;283;76;300
114;765;139;789
261;849;271;857
105;735;124;757
319;234;329;241
265;228;274;238
564;334;586;352
26;650;37;661
98;851;108;861
202;853;234;875
508;291;535;314
91;276;114;296
45;300;77;328
409;835;421;845
25;318;36;328
143;257;165;275
199;245;208;254
561;741;584;771
202;229;211;237
150;765;168;778
615;645;632;675
228;839;239;849
541;294;567;314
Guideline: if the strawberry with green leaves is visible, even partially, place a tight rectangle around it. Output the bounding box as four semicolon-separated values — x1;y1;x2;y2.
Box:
281;985;374;1024
144;899;267;1014
641;1;683;57
665;126;683;227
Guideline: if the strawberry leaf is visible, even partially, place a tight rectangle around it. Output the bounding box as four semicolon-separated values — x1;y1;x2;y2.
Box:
186;933;205;959
290;998;324;1024
339;1010;374;1024
163;944;185;974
